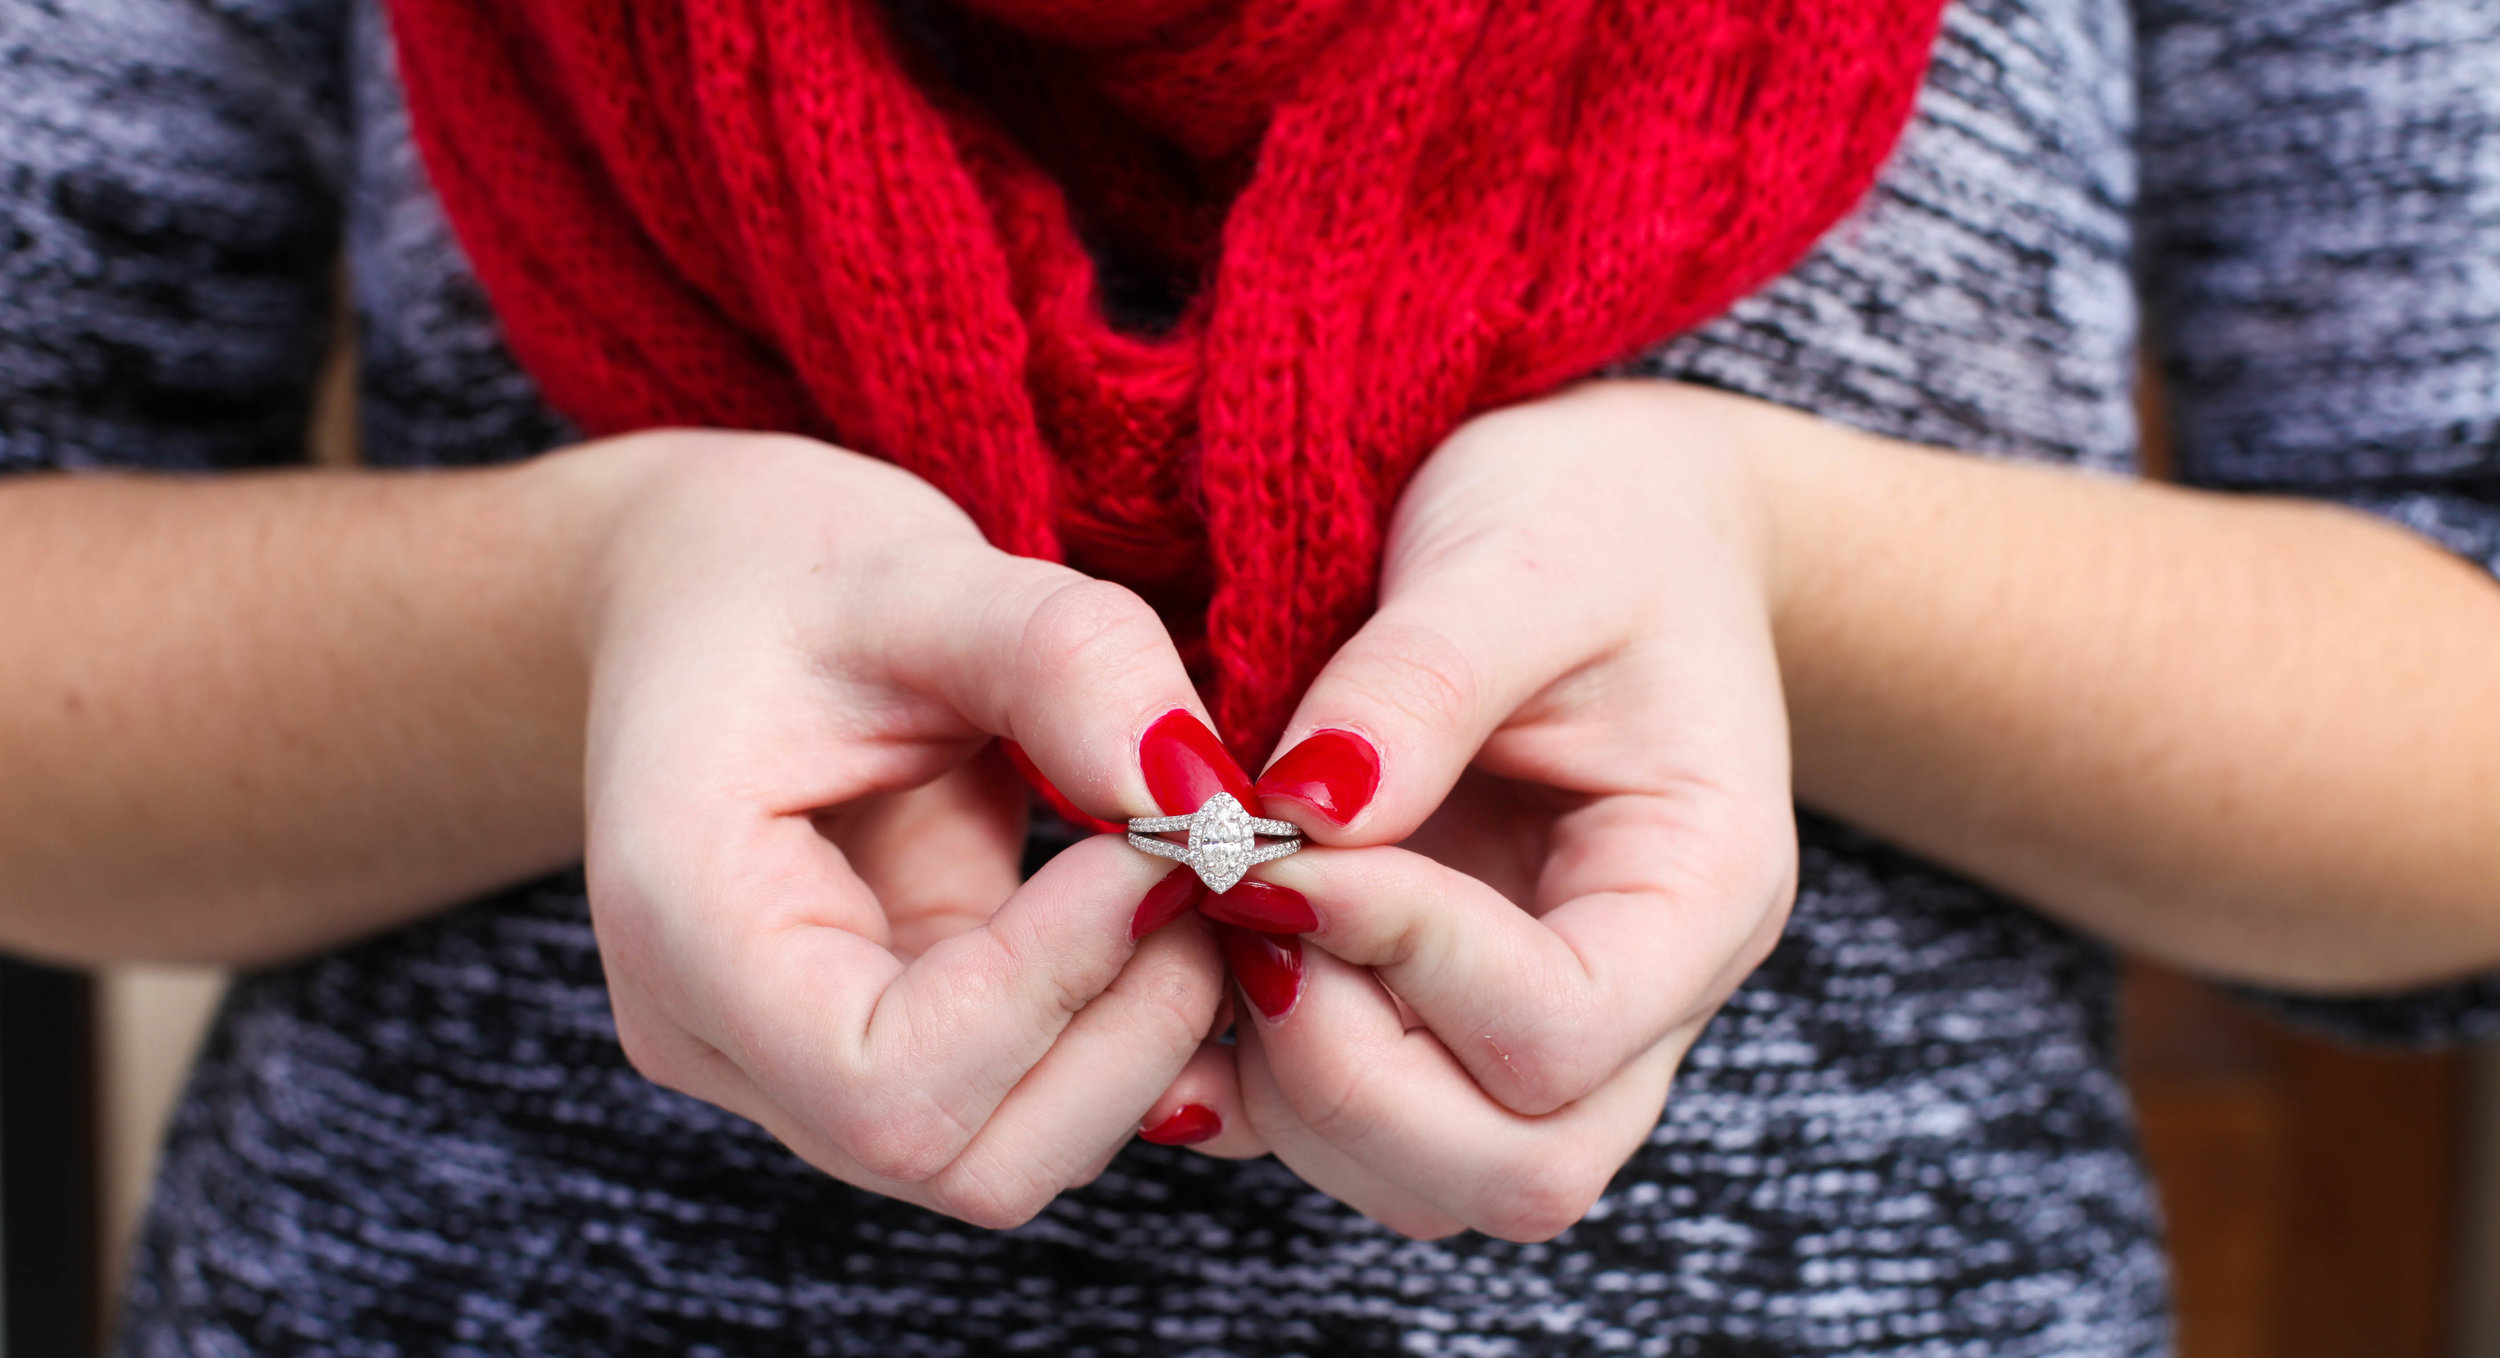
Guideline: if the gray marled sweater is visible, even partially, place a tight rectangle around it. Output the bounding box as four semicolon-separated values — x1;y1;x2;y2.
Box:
3;0;2497;1353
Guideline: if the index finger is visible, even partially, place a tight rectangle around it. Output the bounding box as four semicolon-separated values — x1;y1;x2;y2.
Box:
709;829;1199;1188
872;549;1249;823
1232;788;1791;1117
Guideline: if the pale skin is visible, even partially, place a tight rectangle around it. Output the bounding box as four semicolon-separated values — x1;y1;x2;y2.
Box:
2;381;2496;1237
1142;381;2500;1238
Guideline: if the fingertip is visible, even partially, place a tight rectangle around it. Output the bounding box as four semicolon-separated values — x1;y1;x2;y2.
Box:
1141;709;1255;816
1200;879;1317;935
964;573;1214;825
1216;925;1305;1023
1137;1038;1265;1158
1137;1103;1223;1146
994;832;1194;977
1130;865;1208;941
1254;728;1382;830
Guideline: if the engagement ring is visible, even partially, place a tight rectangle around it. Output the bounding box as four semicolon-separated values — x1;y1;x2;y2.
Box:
1127;793;1302;893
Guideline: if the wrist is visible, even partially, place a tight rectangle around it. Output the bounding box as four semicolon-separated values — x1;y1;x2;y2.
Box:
526;428;893;674
547;428;993;738
517;430;698;670
1717;395;1845;647
1563;379;1797;621
1642;384;1888;661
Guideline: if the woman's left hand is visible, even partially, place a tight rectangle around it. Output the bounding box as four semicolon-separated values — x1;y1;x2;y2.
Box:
1141;380;1800;1240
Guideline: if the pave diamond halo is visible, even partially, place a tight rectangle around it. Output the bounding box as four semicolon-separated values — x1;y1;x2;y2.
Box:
1187;795;1255;886
1127;792;1303;893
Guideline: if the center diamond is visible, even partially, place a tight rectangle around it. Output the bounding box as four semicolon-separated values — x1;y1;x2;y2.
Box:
1186;793;1257;893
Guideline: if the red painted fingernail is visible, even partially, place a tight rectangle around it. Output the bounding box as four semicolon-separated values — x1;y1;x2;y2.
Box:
1217;925;1305;1022
1130;864;1206;941
1200;880;1316;934
1138;1103;1222;1146
1254;728;1381;828
1141;709;1255;816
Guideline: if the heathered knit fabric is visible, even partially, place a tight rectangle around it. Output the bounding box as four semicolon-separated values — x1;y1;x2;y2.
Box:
0;0;2488;1354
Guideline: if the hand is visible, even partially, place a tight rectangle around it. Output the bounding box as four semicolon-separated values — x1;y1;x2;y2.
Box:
573;430;1238;1229
1142;381;1800;1239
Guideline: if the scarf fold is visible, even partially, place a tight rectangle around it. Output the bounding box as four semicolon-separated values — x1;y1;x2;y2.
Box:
386;0;1944;759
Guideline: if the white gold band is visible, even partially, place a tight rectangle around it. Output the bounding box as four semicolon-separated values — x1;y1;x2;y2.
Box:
1125;810;1302;838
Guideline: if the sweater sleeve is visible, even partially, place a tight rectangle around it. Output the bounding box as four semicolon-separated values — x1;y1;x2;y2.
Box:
2137;0;2500;1045
0;0;345;474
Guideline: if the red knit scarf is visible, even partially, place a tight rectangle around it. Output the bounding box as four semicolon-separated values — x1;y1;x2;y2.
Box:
386;0;1944;759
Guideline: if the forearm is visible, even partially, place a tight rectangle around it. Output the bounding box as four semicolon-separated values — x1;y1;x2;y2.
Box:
1715;390;2500;991
0;447;646;966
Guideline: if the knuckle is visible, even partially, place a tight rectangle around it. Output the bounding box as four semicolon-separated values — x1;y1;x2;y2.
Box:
983;910;1099;1024
1343;618;1480;735
1374;1206;1468;1242
832;1095;970;1185
1484;984;1611;1117
611;1012;699;1095
708;988;784;1079
1474;1154;1612;1243
1372;901;1437;976
1757;845;1802;939
1492;1042;1603;1119
1107;944;1228;1048
1650;804;1799;992
1146;968;1223;1049
1683;796;1802;918
1016;578;1167;690
931;1159;1058;1231
1281;1052;1384;1147
1733;889;1792;978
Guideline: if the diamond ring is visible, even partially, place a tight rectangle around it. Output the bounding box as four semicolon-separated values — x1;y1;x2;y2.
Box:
1127;792;1303;893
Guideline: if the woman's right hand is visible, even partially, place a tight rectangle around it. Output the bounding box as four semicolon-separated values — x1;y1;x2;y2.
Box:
570;430;1229;1229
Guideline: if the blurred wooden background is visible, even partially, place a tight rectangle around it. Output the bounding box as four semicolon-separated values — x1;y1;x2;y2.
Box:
2126;962;2483;1356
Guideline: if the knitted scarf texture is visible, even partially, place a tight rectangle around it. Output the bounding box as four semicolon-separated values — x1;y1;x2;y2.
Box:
386;0;1944;760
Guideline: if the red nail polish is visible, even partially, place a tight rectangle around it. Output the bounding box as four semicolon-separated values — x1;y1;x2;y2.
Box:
1254;728;1381;828
1138;1104;1222;1146
1140;709;1255;816
1130;865;1206;941
1200;880;1316;935
1217;925;1305;1022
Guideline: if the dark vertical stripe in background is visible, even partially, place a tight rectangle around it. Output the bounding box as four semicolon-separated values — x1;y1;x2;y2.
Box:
1;957;98;1358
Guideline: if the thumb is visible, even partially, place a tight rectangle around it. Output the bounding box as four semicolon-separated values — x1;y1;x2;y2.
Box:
1252;552;1612;845
886;549;1250;824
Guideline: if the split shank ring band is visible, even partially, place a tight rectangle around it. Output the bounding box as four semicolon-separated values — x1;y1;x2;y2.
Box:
1127;793;1302;893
